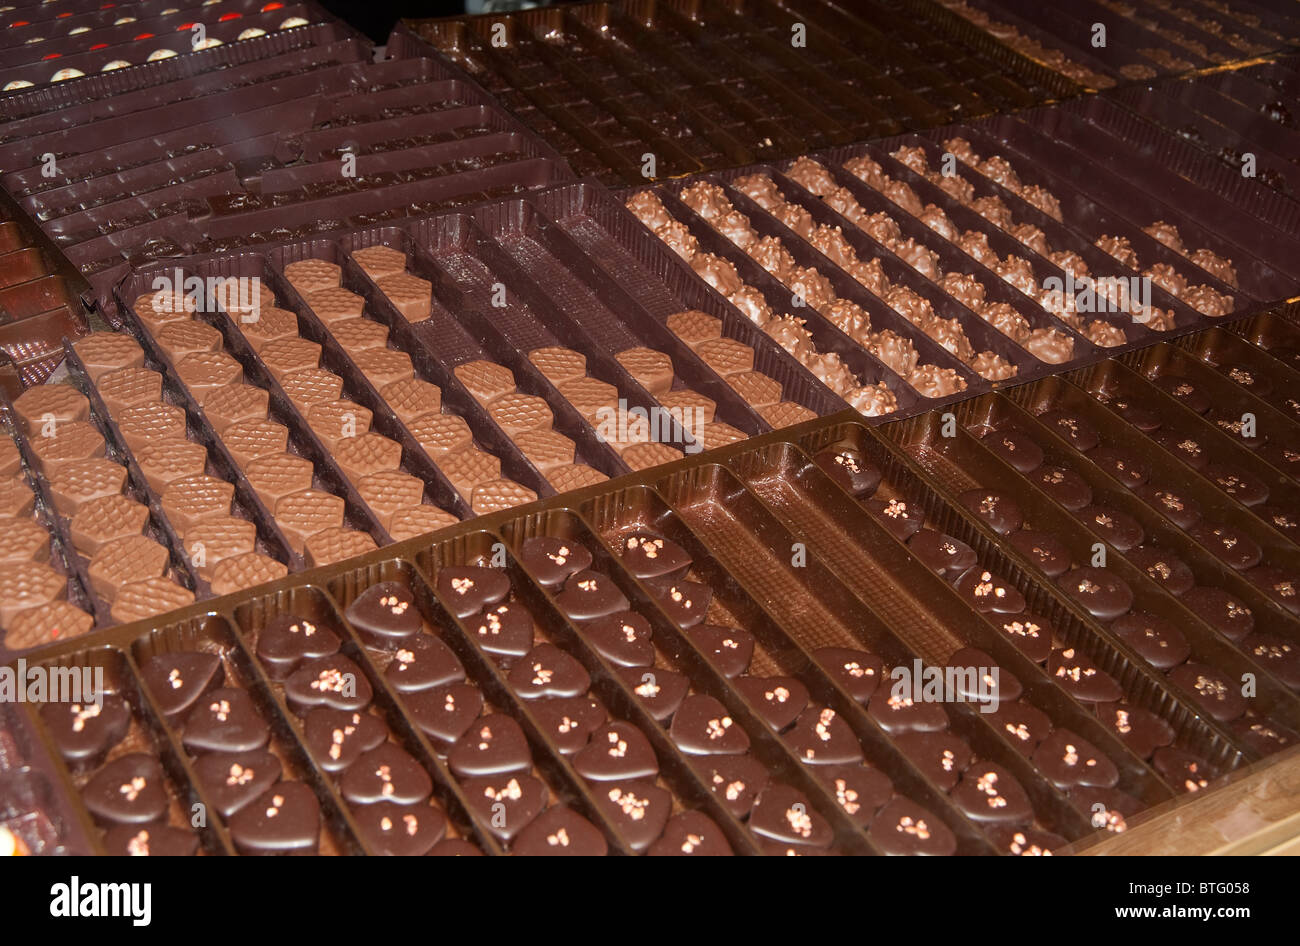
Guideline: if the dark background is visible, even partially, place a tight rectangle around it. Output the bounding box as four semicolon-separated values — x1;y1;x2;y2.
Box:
318;1;566;43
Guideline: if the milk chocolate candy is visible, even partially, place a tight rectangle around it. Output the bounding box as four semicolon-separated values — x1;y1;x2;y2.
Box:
70;494;148;555
48;459;126;516
174;351;242;399
697;337;755;378
374;272;432;323
330;317;390;353
334;432;402;482
132;290;196;331
134;439;208;494
380;378;440;424
275;489;345;553
0;561;65;625
528;347;586;386
162;474;234;534
202;383;269;434
280;369;344;413
305;526;378;568
73;333;144;381
759;401;817;429
387;505;459;542
257;337;321;381
0;442;19;479
305;287;365;324
453;361;516;405
209;552;289;596
184;517;257;579
471;479;539;516
245;453;314;508
622;444;684;473
556;376;619;422
0;475;34;521
88;534;169;600
307;400;373;452
616;347;675;395
513;428;575;471
222;418;289;467
354;470;422;524
28;419;104;474
5;599;93;652
115;401;187;451
13;384;88;430
155;319;221;360
238;307;300;351
352;348;414;388
0;518;50;565
441;446;501;498
351;245;407;280
727;371;782;409
407;413;474;458
666;311;723;347
284;259;341;295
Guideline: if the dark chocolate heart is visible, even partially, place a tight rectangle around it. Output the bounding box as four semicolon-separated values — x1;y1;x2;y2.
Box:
749;783;833;848
583;611;655;668
527;696;607;756
955;567;1026;614
40;693;130;773
302;708;387;774
82;753;169;827
345;581;422;648
340;743;433;805
617;666;689;722
992;613;1054;665
1048;645;1124;703
864;496;924;541
987;702;1052;757
684;625;754;678
102;823;198;857
513;805;608;856
783;705;864;765
907;529;978;581
464;602;534;659
592;780;671;852
1168;663;1247;722
983;429;1043;473
428;838;485;856
140;652;223;720
572;722;660;781
688;753;769;818
1032;729;1120;790
1007;530;1072;578
1037;409;1099;451
1101;703;1174;760
1077;505;1145;552
284;655;374;716
402;683;483;750
228;782;321;854
619;532;692;581
384;634;465;693
813;447;882;498
1033;465;1092;510
436;565;510;618
866;688;949;734
670;694;751;755
957;489;1023;536
192;749;283;818
945;648;1023;703
647;810;733;856
255;614;341;680
1135;485;1201;530
1055;567;1133;620
868;799;957;856
181;688;271;754
507;643;591;699
352;801;447;856
518;537;592;589
814;764;892;827
644;576;712;628
894;731;973;791
462;774;547;842
448;713;533;778
812;647;882;703
989;825;1069;856
733;676;809;732
1089;446;1149;489
1113;612;1191;669
553;569;629;622
1152;747;1218;794
950;763;1034;825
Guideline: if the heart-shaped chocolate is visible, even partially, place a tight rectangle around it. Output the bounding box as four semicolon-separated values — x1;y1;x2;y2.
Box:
647;810;732;856
401;684;483;750
572;722;660;781
83;753;169;826
1056;567;1133;621
583;611;654;668
436;566;510;618
448;714;533;778
1007;531;1072;578
353;801;447;856
302;708;387;774
989;825;1068;856
868;798;956;855
553;570;629;622
1048;646;1124;703
1101;703;1174;760
465;602;535;659
140;652;224;720
955;568;1027;614
228;782;321;854
619;533;691;581
192;749;283;818
1168;663;1247;722
992;613;1054;665
40;693;130;773
285;655;374;716
1034;465;1092;510
867;688;949;734
1032;728;1120;790
734;676;809;732
670;694;750;755
1113;612;1190;670
340;743;433;806
957;489;1023;536
518;537;592;589
528;697;608;756
507;643;592;699
461;774;547;843
1077;505;1144;552
684;625;754;678
812;647;882;703
429;838;485;856
864;496;925;541
894;731;973;791
749;783;832;848
345;581;422;648
987;702;1052;757
617;666;689;722
102;824;198;857
814;764;892;827
1038;409;1099;451
783;706;864;765
255;614;341;680
813;447;882;498
384;634;465;693
513;805;608;856
1152;747;1218;794
945;648;1023;703
643;577;711;629
688;753;769;818
950;762;1034;825
983;429;1044;473
592;780;671;852
181;688;271;754
907;529;978;581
